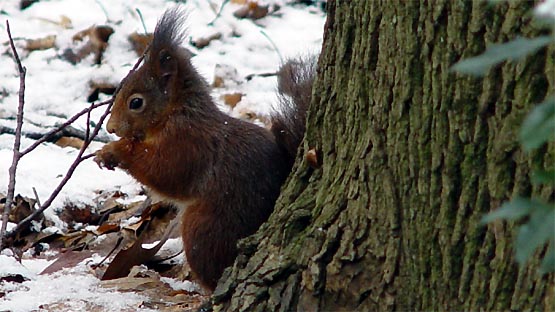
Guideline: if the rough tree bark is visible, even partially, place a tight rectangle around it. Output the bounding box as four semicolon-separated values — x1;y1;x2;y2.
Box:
211;1;554;311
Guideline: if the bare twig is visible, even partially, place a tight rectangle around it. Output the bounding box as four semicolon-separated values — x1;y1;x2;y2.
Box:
2;39;147;246
94;0;111;23
135;8;148;34
32;187;41;208
208;0;230;26
259;29;283;64
5;102;113;239
85;102;92;142
4;51;146;241
20;100;112;157
92;235;124;269
0;124;111;144
0;21;27;249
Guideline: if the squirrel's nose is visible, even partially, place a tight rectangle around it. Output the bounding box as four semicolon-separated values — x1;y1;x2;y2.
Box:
106;118;116;134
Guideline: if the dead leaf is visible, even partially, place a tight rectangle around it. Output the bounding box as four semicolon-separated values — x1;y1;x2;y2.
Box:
20;0;39;10
95;223;120;235
106;200;143;223
222;93;242;108
122;219;145;233
102;217;178;280
58;15;73;29
0;274;28;284
128;32;153;56
236;107;270;127
62;25;114;64
213;64;240;88
55;136;84;149
24;35;56;52
35;15;73;29
60;230;96;249
233;1;270;20
101;275;160;291
139;203;179;244
213;76;225;88
40;250;93;275
191;32;222;49
101;267;206;310
0;194;37;224
87;81;117;102
58;203;100;226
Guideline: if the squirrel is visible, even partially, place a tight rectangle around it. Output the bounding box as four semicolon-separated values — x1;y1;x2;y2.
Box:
94;7;315;291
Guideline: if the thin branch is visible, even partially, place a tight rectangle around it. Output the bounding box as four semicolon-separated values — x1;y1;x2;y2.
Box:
0;20;27;249
5;102;113;239
135;8;148;34
32;187;41;208
94;0;111;23
259;29;283;64
85;103;92;142
92;235;124;269
20;100;112;157
208;0;230;26
0;124;111;144
3;42;146;245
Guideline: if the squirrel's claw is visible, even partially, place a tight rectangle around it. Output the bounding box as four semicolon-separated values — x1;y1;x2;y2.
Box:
94;149;117;171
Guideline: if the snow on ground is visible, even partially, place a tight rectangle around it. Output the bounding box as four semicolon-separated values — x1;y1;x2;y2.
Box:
0;0;325;310
0;253;152;312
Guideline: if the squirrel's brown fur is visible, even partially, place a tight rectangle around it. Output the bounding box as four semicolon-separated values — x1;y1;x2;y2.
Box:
95;7;314;291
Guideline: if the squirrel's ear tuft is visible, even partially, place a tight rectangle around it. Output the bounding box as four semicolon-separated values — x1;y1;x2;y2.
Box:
152;6;188;53
150;6;187;91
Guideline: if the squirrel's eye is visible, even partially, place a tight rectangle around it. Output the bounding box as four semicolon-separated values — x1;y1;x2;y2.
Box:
128;95;145;111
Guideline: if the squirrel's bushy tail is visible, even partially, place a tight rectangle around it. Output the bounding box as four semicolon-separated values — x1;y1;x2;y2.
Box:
271;56;317;162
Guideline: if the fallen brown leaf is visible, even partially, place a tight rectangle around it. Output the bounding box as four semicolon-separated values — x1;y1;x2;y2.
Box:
222;93;243;108
128;32;153;56
102;217;178;280
233;1;270;20
212;64;240;88
58;203;100;226
101;267;206;311
87;81;117;102
62;25;114;64
191;32;222;49
55;136;84;149
0;194;37;224
25;35;56;52
40;250;93;275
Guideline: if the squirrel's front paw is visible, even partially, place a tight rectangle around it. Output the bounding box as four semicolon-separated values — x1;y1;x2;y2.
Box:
94;144;120;170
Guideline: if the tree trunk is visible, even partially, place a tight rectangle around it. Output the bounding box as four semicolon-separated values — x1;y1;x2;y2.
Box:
211;0;554;311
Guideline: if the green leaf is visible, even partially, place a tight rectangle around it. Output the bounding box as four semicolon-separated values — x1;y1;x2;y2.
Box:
539;241;555;274
531;169;555;186
451;36;552;76
519;96;555;151
515;205;555;265
481;197;538;224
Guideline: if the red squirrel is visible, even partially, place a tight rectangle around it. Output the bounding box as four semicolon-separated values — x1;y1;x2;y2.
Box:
94;7;314;291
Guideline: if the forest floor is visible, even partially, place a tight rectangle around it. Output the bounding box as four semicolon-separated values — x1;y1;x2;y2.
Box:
0;0;325;311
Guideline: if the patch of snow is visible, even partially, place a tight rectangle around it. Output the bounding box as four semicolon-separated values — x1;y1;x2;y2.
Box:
142;237;182;255
0;254;152;312
160;276;199;293
121;216;141;227
535;0;555;20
